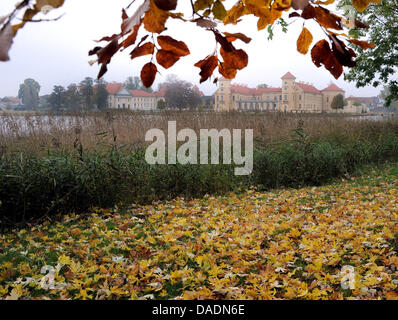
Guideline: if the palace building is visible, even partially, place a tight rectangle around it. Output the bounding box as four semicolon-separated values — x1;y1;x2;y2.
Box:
214;72;368;113
105;83;166;111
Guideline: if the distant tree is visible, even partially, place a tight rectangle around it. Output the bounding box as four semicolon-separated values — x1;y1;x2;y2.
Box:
160;76;201;110
380;86;398;109
353;100;362;107
125;76;153;93
18;78;40;109
257;84;269;89
65;84;81;110
79;77;94;110
94;79;109;110
48;85;66;111
331;94;345;110
157;99;166;110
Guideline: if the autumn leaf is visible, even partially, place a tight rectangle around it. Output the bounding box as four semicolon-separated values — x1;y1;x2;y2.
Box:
224;32;252;44
352;0;381;13
157;35;190;57
218;62;237;79
291;0;310;10
141;62;157;88
348;39;375;50
153;0;177;11
311;39;343;79
143;0;169;33
220;48;249;70
0;23;13;61
195;55;218;83
122;20;142;49
130;42;155;60
212;0;227;20
223;2;245;25
297;27;313;55
156;49;180;69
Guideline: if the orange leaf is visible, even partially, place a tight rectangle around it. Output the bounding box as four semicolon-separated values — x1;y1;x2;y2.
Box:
352;0;380;13
297;27;313;55
218;62;237;79
311;39;343;79
141;62;157;88
220;48;248;71
348;39;375;50
156;49;181;69
157;35;190;57
195;55;218;83
122;21;142;49
223;2;245;25
224;32;252;44
143;0;169;33
130;42;155;60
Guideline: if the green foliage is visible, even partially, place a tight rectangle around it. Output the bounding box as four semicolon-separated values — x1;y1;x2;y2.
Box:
18;78;40;109
339;0;398;105
331;94;345;110
48;85;66;111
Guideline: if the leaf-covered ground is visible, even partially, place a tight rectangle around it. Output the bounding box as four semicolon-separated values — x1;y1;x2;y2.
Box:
1;164;397;300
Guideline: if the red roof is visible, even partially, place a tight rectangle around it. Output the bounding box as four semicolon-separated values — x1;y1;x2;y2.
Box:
130;88;166;97
231;85;281;95
106;83;123;95
296;82;322;94
322;83;344;92
282;72;296;79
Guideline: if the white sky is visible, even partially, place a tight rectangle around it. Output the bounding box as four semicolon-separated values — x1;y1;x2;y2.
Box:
0;0;381;98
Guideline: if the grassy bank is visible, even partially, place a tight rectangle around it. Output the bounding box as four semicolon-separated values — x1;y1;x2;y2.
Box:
1;123;398;228
0;163;397;300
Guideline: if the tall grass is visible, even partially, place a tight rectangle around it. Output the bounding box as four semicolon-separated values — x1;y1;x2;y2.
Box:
0;111;398;229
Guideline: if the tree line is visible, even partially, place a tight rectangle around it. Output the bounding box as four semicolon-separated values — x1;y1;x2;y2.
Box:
15;75;207;111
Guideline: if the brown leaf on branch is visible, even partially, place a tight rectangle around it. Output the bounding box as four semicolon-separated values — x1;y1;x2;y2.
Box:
218;62;237;79
130;42;155;60
154;0;177;11
156;49;181;69
224;32;252;44
330;35;357;68
311;39;343;79
223;2;245;25
297;27;313;55
143;0;169;33
352;0;381;13
195;55;218;83
0;23;13;61
122;20;142;49
212;29;235;52
348;39;375;50
194;18;217;29
141;62;157;88
157;35;190;56
302;5;342;30
291;0;309;10
220;48;248;71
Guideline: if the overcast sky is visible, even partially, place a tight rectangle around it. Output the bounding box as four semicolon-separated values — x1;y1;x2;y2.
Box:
0;0;381;98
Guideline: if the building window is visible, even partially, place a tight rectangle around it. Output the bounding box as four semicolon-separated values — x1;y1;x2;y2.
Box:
280;95;282;100
284;95;288;100
299;95;302;100
232;96;235;101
